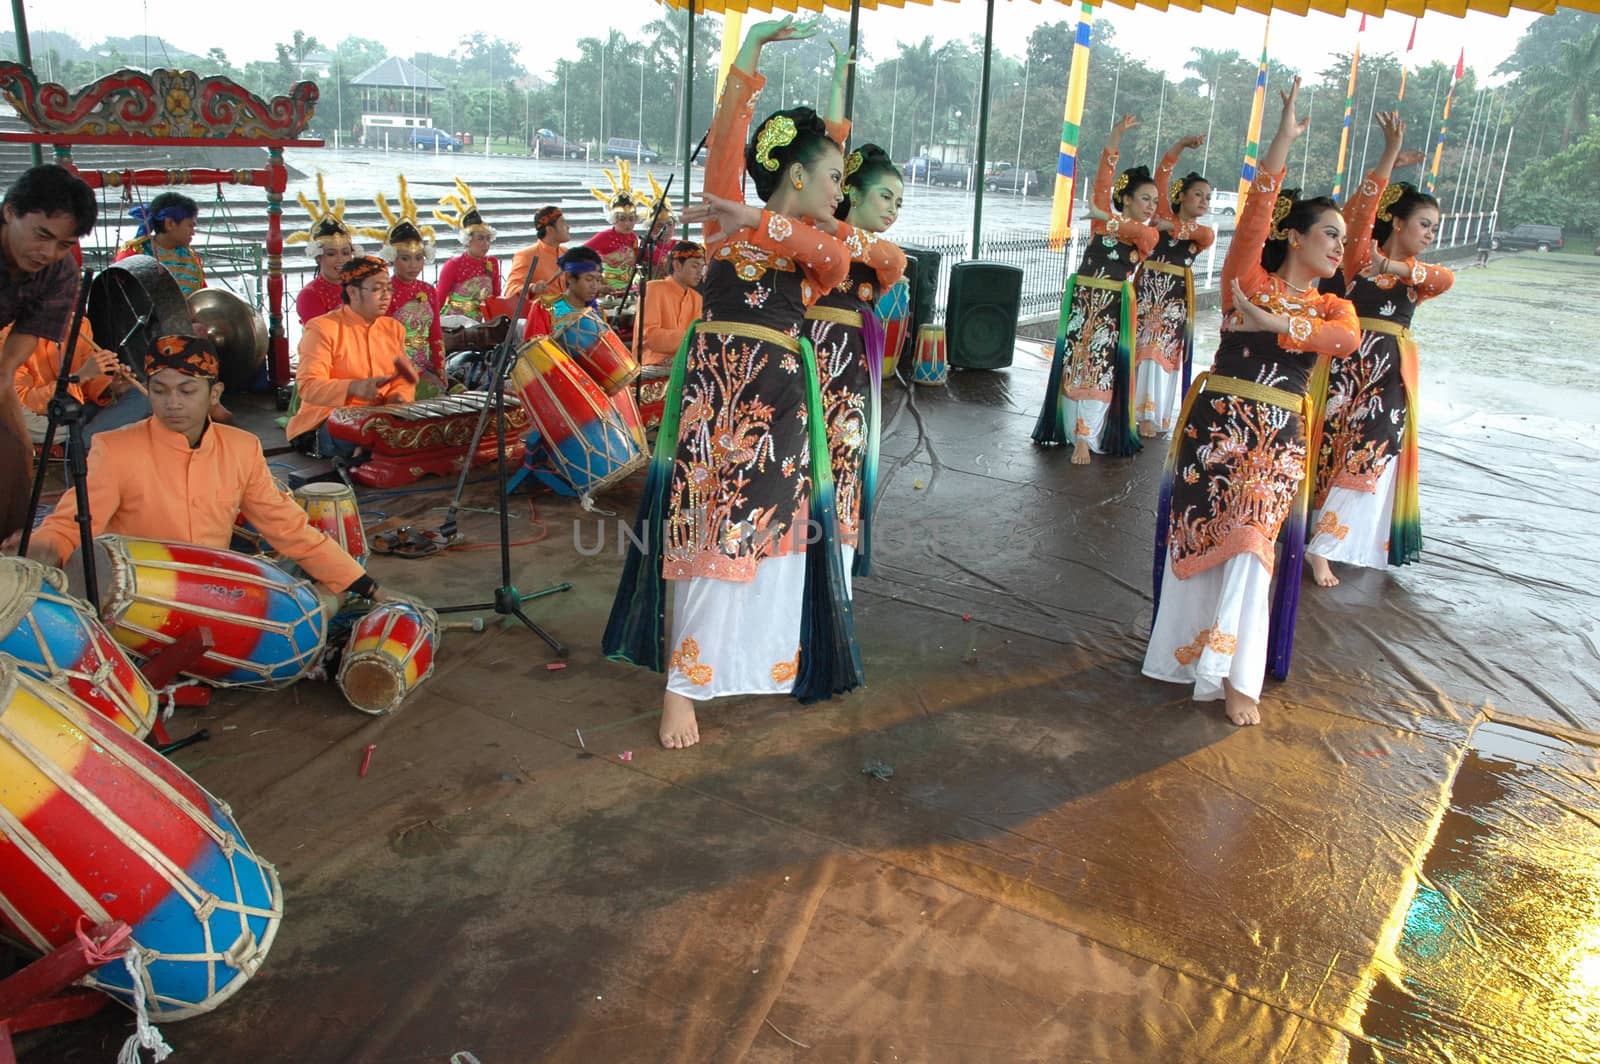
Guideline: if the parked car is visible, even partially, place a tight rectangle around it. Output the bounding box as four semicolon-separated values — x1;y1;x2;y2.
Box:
532;128;584;158
1490;223;1563;252
985;166;1041;194
930;162;975;188
408;127;460;151
1208;190;1240;217
905;155;942;182
606;137;660;163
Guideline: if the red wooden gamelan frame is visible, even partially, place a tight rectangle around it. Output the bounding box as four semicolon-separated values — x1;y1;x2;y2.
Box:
0;64;324;388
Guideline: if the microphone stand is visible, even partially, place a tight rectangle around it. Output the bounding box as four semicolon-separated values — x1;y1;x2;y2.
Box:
19;269;102;610
622;172;675;356
433;256;570;655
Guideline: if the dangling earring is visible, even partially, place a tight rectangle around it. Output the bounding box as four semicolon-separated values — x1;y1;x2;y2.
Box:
794;178;804;190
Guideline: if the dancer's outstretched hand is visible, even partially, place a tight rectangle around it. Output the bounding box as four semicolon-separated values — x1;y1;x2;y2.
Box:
683;193;762;235
1277;77;1310;140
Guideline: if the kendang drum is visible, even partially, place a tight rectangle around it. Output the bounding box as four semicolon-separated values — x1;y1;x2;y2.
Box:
511;338;646;498
0;658;282;1020
336;599;439;715
0;557;157;738
876;279;912;378
324;393;530;489
610;381;648;452
291;482;368;567
636;367;670;432
83;535;330;688
552;306;639;395
912;324;949;386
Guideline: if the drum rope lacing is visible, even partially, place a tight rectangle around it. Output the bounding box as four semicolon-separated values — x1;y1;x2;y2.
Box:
116;948;174;1064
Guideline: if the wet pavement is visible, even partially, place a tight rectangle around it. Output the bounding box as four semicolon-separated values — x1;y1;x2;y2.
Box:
24;252;1600;1062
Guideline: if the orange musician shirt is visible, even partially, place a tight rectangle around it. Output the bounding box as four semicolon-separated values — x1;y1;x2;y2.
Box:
286;306;415;440
31;417;367;594
7;320;114;412
639;278;703;367
504;241;567;301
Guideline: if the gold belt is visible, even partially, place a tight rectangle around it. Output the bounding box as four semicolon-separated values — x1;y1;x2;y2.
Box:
1204;374;1303;412
699;321;800;353
804;305;865;328
1359;317;1414;341
1141;259;1191;277
1075;274;1126;293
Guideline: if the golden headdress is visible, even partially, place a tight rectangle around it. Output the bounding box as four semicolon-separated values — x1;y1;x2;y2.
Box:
1376;182;1406;223
754;114;797;172
433;178;493;238
285;173;359;261
590;160;658;218
1170;176;1185;208
360;175;437;262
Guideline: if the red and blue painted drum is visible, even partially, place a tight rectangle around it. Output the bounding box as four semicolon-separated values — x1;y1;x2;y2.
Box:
336;599;439;715
0;659;282;1020
511;338;646;497
610;381;648;452
291;482;369;568
0;557;157;738
876;278;912;378
84;535;330;689
554;306;640;395
912;324;949;386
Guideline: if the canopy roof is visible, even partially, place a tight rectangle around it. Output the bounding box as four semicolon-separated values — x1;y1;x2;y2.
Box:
660;0;1599;18
351;57;444;91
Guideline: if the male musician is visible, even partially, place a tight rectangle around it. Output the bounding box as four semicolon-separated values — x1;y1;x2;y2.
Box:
17;334;385;601
1;164;97;538
546;247;610;356
114;192;206;296
638;241;704;368
286;256;415;457
8;319;149;444
504;205;569;301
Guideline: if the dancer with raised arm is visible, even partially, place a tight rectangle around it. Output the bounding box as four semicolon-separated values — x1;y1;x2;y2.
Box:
1032;115;1160;464
1143;80;1360;727
1307;112;1447;586
1134;135;1215;439
604;17;858;750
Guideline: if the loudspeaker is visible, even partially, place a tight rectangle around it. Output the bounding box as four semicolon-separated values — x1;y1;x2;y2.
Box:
946;261;1023;370
899;243;943;342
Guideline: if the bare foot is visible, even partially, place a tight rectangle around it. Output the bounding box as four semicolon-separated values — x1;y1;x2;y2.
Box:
1223;680;1260;726
1139;421;1158;438
660;690;700;749
1307;554;1339;588
1071;441;1092;465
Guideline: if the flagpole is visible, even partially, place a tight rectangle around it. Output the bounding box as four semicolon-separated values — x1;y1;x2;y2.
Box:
1356;65;1383;184
1332;35;1361;200
1301;85;1315;188
1237;17;1271;203
1418;69;1443;186
1048;1;1095;251
1425;49;1464;197
1487;125;1513;245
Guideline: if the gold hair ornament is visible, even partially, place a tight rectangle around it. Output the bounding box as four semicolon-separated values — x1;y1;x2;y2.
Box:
285;173;351;246
755;115;798;172
1269;194;1293;241
1376;182;1405;223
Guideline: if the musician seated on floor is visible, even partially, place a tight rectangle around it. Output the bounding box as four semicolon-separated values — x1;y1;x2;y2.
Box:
547;247;609;352
505;205;569;302
12;334;385;602
286;256;415;459
639;241;704;369
114;192;206;297
6;319;149;445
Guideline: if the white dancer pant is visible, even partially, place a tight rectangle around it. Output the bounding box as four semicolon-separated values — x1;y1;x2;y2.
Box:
1061;397;1111;454
1143;552;1272;702
667;546;855;701
1134;361;1183;438
1308;462;1397;571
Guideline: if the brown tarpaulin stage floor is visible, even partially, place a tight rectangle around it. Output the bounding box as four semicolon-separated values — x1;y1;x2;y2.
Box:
31;342;1600;1063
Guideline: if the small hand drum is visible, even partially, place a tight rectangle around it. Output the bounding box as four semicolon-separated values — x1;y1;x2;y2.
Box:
337;599;439;715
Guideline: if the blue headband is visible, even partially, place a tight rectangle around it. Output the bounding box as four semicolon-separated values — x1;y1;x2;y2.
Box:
129;203;198;240
562;260;600;276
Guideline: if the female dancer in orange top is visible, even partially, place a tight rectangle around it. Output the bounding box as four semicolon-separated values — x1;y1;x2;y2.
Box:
605;17;862;750
1307;112;1451;587
1033;114;1160;465
1134;135;1215;438
1143;79;1361;727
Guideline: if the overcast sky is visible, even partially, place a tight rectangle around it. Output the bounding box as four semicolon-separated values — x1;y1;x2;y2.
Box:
21;0;1547;85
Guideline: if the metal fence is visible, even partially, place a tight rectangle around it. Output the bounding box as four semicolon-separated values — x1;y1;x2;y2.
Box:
911;209;1497;328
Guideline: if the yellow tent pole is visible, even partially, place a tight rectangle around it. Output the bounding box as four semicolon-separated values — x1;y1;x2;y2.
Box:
717;10;744;99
